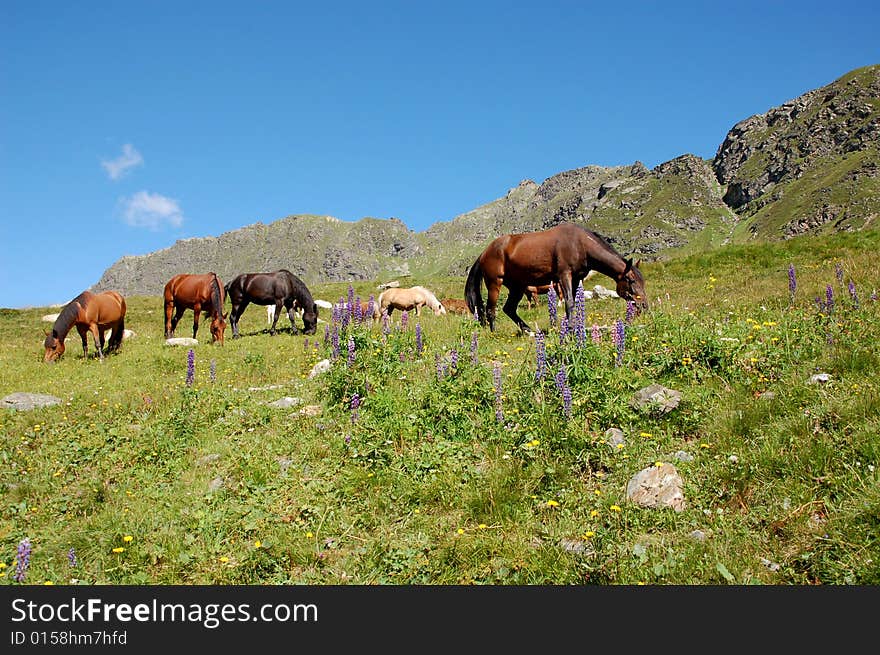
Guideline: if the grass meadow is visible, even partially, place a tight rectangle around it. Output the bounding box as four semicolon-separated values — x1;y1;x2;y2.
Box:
1;230;878;585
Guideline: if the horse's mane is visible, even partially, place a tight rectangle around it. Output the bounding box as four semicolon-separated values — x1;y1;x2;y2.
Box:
413;286;441;307
52;292;89;338
209;273;223;315
581;226;621;258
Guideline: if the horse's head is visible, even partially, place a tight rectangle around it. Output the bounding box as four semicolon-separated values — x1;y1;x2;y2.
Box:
433;301;447;316
43;331;65;363
210;312;228;345
302;302;318;335
616;259;649;315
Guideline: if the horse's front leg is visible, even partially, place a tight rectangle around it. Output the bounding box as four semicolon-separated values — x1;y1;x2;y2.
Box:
502;288;530;335
89;324;104;361
192;305;201;340
77;325;89;358
284;301;300;335
558;272;575;328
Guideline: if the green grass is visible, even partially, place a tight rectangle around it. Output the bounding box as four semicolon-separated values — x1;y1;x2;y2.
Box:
1;230;879;585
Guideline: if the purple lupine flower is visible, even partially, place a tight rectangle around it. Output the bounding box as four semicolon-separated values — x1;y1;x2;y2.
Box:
323;323;330;346
471;331;479;365
331;324;340;360
68;547;77;568
354;296;363;323
493;361;503;423
400;310;409;330
347;285;355;322
559;314;569;343
554;366;572;420
332;299;343;325
436;353;443;380
209;359;216;383
303;338;309;351
547;286;558;328
381;309;391;335
788;263;797;300
625;300;636;324
367;295;376;322
473;307;479;322
347;336;356;366
591;324;601;344
825;284;834;314
574;283;586;346
835;262;844;284
14;537;31;583
535;330;546;380
185;349;195;386
449;348;458;372
848;280;859;308
350;392;360;424
415;323;423;355
814;296;823;312
612;319;625;366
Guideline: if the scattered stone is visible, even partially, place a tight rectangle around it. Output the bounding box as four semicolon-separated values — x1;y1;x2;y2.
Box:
604;427;626;448
298;405;322;417
123;329;136;340
673;450;694;462
808;373;831;384
314;299;333;309
757;391;776;400
759;557;781;572
626;463;686;512
308;359;331;379
266;397;302;409
559;538;595;556
689;530;707;542
277;457;294;474
592;285;620;299
196;453;221;467
165;337;198;346
246;384;285;392
207;477;225;492
41;313;60;323
728;455;739;464
631;384;682;414
2;392;62;411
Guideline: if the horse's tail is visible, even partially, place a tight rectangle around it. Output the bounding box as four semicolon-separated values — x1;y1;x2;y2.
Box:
465;257;485;325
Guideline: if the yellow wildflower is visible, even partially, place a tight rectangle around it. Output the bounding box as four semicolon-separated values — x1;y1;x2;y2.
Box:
123;535;133;543
610;505;622;512
112;547;125;553
546;500;559;507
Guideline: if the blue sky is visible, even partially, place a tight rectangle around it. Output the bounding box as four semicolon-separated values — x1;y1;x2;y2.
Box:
2;1;878;308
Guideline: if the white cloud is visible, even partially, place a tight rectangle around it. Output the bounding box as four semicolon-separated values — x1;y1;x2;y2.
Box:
102;143;144;180
121;191;184;230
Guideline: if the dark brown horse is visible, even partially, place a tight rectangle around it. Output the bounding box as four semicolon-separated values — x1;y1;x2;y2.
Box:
465;223;647;333
225;269;318;337
163;273;227;344
43;290;127;362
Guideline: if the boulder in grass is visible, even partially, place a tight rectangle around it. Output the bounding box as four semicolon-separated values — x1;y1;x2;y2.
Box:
2;392;62;410
626;463;686;512
165;337;199;346
631;383;682;414
41;313;60;323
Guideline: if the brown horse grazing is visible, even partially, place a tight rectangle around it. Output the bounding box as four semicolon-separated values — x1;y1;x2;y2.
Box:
439;298;471;315
163;273;228;344
43;290;127;363
465;223;647;333
378;286;447;316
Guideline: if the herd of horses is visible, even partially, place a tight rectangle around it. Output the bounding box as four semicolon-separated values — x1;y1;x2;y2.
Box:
42;223;647;362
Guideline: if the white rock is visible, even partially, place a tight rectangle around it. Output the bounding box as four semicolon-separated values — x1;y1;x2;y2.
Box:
165;337;199;346
308;359;331;378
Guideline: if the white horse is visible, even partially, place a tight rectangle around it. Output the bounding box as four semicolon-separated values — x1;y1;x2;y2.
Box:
378;286;446;316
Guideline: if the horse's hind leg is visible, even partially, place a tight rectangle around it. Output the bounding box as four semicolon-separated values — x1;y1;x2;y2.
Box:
230;300;249;338
168;305;185;338
269;300;284;335
558;272;575;327
486;281;502;331
502;288;531;334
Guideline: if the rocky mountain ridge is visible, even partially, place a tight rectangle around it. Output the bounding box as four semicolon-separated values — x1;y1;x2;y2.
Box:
93;64;880;296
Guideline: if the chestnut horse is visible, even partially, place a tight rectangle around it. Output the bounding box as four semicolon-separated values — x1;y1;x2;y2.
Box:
225;269;318;337
378;286;446;316
465;223;647;333
43;290;126;362
163;273;228;344
524;282;564;309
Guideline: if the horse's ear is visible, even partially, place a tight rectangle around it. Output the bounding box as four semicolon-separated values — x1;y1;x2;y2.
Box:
624;258;633;273
635;259;641;269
